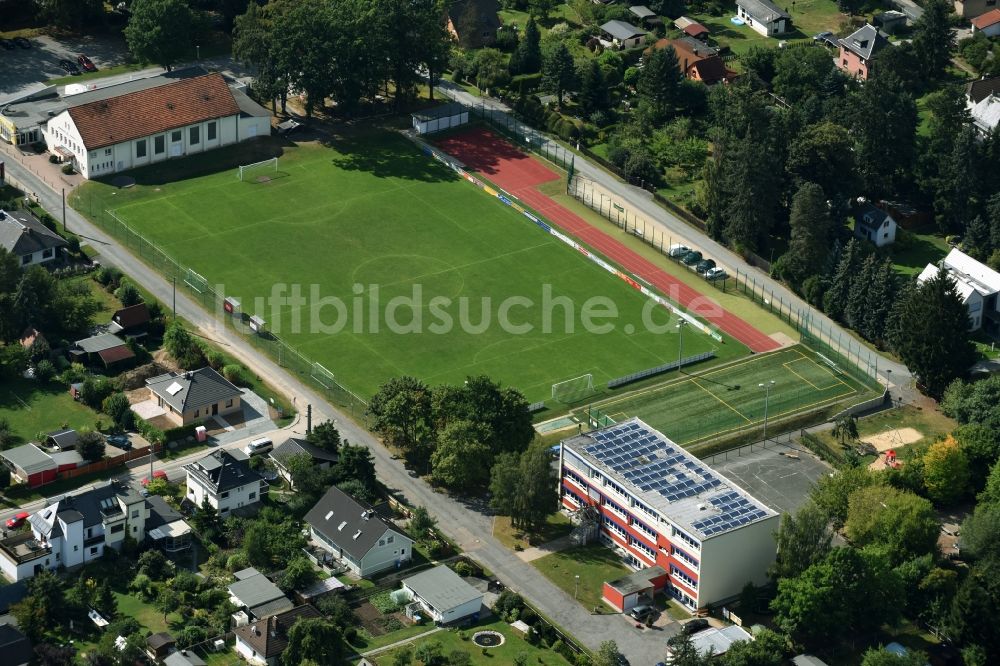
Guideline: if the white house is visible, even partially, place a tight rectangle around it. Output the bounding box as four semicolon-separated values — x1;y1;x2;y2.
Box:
401;565;483;624
736;0;790;36
304;486;413;578
0;208;68;268
971;8;1000;37
853;202;897;247
599;20;647;49
918;248;1000;331
0;481;147;582
969;93;1000;136
184;449;265;516
41;68;271;180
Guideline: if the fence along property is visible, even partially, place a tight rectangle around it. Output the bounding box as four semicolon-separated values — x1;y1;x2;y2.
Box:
85;205;367;417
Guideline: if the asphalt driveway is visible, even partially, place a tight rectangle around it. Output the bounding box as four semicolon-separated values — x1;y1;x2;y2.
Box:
0;33;129;98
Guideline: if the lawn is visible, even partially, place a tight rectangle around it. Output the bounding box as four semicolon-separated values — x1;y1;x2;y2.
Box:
71;129;736;403
114;591;176;635
812;404;956;460
581;345;877;446
367;619;574;666
492;512;573;550
0;377;100;446
532;544;630;614
689;0;844;56
47;62;148;86
887;228;950;277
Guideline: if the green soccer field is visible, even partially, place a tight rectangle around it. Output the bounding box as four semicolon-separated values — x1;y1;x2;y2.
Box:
72;130;744;403
580;346;879;446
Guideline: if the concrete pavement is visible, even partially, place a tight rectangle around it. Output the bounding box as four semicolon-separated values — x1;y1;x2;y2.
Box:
2;155;673;663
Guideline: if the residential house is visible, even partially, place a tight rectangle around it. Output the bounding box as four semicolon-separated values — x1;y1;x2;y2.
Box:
401;565;484;624
736;0;790;36
42;68;271;179
146;495;192;554
873;10;908;34
146;632;176;661
629;6;662;28
269;436;338;487
967;75;1000;106
0;208;68;268
954;0;998;20
0;443;57;488
970;93;1000;135
446;0;501;48
145;367;242;427
0;623;32;666
918;248;1000;331
184;449;265;516
227;568;294;620
108;302;151;337
559;419;779;614
163;650;207;666
852;202;898;247
674;16;710;40
45;429;79;451
234;605;322;666
0;481;148;582
838;24;891;80
600;20;648;49
667;625;754;659
972;8;1000;34
653;37;737;85
304;486;413;578
70;332;134;368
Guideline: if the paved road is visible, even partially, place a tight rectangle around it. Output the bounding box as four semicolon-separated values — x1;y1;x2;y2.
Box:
2;156;674;664
435;79;915;406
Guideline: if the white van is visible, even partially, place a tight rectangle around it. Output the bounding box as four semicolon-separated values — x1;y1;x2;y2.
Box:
243;437;273;457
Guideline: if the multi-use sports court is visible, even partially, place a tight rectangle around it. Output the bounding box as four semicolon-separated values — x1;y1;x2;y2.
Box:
435;127;781;354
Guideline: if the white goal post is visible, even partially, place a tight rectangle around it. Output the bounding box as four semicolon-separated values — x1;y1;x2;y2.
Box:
238;157;279;181
310;362;336;390
552;374;595;403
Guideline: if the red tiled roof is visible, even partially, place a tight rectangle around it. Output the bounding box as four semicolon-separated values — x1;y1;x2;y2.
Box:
971;8;1000;28
683;22;709;37
97;345;135;365
67;74;240;150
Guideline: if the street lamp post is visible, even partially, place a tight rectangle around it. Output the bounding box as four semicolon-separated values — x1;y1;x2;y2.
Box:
759;380;775;444
574;574;580;599
677;320;687;372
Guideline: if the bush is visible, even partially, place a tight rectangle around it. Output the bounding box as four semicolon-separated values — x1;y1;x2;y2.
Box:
95;266;123;288
370;590;402;614
49;155;60;164
34;360;56;383
452;561;474;577
61;163;75;175
222;364;251;387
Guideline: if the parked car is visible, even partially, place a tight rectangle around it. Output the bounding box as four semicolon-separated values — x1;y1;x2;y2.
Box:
142;470;168;486
667;244;689;258
106;433;130;448
6;512;30;529
243;437;273;457
0;39;15;51
681;618;709;635
681;250;703;266
705;267;728;281
695;259;716;275
58;59;80;75
629;604;656;621
77;54;96;72
14;37;31;49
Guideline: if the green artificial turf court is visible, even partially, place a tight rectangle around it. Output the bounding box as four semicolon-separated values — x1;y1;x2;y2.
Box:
580;345;879;446
73;130;742;402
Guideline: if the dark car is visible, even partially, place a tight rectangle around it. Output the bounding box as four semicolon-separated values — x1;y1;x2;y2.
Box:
59;59;81;75
14;37;31;49
106;433;131;449
0;39;15;51
695;258;716;275
629;604;656;621
681;618;709;635
681;250;703;267
77;54;97;72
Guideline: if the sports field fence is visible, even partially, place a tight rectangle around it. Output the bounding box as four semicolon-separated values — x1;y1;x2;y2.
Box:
91;206;368;417
464;100;576;172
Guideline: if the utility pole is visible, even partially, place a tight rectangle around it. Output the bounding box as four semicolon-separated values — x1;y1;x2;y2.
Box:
172;276;176;318
676;320;687;372
759;380;775;444
307;404;312;434
62;188;66;231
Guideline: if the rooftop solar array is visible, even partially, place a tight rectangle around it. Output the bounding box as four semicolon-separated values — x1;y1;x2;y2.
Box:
578;419;771;538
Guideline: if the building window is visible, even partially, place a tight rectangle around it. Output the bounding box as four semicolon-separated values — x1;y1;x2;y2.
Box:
155;135;165;154
90;547;98;555
136;139;147;158
74;545;78;551
208;121;217;141
249;492;256;500
387;535;394;543
190;126;200;144
221;491;230;499
110;524;124;533
21;255;30;265
105;148;112;156
225;399;234;408
131;510;139;518
379;539;385;547
42;248;53;258
172;130;182;142
133;526;138;533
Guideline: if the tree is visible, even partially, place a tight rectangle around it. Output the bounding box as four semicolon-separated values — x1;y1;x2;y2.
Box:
33;643;76;666
666;633;711;666
578;59;608;117
36;0;103;30
367;376;434;464
910;0;954;81
845;485;939;562
542;43;576;107
163;320;206;369
155;586;180;623
847;73;917;198
961;503;1000;561
138;549;173;581
786;121;858;204
528;0;558;19
812;465;883;527
593;641;623;666
124;0;194;71
489;452;521;517
232;1;287;112
115;281;142;308
890;267;977;397
307;421;341;453
77;430;106;463
979;460;1000;506
831;414;859;446
780;182;835;284
282;617;342;666
102;392;133;429
770;501;833;581
860;647;928;666
942;376;1000;427
922;436;970;505
392;648;413;666
191;498;223;540
431;420;491;492
333;444;377;494
720;628;787;666
474;48;509;94
772;44;835;104
280;556;319;592
510;16;542;74
637;45;682;123
12;595;47;641
512;444;558;531
408;506;437;540
948;572;1000;655
955;423;1000;490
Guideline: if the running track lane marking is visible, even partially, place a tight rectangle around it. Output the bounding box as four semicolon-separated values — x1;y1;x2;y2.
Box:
435;128;781;354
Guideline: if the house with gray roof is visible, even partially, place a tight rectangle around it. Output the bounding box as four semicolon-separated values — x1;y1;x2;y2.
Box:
71;332;135;368
269;437;338;487
0;480;148;582
736;0;790;36
401;565;483;624
184;449;265;516
853;201;897;247
146;367;242;426
304;486;413;578
0;623;32;666
0;443;57;487
600;20;647;49
227;569;293;620
45;429;79;451
838;24;891;80
0;208;68;268
163;649;207;666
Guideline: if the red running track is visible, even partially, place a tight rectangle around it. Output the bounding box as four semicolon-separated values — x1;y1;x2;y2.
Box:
436;127;781;354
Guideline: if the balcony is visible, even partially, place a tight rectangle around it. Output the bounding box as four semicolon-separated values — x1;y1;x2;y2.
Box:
0;532;52;564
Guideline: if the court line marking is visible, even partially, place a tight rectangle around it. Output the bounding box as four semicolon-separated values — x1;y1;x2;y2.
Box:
689;378;752;423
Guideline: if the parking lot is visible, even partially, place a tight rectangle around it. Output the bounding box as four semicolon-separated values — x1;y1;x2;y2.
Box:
1;33;129;97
